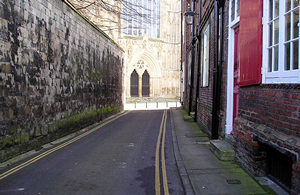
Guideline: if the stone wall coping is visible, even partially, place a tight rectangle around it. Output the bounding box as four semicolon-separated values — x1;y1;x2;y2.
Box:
62;0;124;52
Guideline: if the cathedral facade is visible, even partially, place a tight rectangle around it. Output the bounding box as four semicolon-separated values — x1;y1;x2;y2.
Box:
71;0;181;99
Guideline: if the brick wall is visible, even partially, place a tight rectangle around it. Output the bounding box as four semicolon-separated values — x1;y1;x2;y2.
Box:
233;84;300;193
194;0;229;138
0;0;123;162
182;0;229;138
195;0;214;134
239;85;300;136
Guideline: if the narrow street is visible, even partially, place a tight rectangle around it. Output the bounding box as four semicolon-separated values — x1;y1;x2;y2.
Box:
0;0;298;193
0;111;183;195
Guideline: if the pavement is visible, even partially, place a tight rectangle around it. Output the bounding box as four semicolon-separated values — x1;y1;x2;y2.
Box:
170;108;273;195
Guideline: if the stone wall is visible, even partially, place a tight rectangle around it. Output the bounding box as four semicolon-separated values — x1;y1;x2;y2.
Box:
0;0;123;162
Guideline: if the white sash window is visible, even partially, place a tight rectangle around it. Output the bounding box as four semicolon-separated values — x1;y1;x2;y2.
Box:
263;0;300;83
200;24;210;87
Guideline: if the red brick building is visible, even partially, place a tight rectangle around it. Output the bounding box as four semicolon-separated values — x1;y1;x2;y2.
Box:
181;0;228;139
181;0;300;193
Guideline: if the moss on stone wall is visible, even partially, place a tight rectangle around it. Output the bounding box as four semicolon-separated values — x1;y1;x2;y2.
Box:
51;106;118;135
0;106;119;163
1;136;14;148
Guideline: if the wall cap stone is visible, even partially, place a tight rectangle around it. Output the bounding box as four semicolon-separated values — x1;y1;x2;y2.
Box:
63;0;124;52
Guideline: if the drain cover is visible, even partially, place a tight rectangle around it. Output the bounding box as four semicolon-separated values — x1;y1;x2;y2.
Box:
226;179;241;184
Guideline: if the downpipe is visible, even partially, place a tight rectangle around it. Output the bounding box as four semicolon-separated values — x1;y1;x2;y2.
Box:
211;0;224;139
188;0;196;115
194;0;202;122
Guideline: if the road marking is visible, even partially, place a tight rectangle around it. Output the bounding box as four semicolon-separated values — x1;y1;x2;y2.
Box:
0;188;25;192
155;110;170;195
155;110;165;195
0;111;130;181
161;111;169;195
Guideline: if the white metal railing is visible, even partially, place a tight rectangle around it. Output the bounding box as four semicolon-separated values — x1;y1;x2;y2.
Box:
124;102;181;110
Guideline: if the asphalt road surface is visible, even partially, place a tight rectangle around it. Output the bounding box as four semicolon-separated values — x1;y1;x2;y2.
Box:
0;110;183;195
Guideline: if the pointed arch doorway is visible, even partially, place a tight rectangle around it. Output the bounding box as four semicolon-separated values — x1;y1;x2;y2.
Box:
142;70;150;97
130;70;139;97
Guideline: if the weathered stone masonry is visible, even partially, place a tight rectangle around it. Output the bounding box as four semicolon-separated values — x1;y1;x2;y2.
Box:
0;0;123;162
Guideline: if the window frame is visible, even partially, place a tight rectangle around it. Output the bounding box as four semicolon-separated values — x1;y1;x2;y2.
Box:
262;0;300;84
200;23;210;87
188;51;192;86
230;0;240;25
122;0;160;39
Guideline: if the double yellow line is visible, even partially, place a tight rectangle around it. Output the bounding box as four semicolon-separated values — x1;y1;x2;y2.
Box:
155;110;169;195
0;111;129;181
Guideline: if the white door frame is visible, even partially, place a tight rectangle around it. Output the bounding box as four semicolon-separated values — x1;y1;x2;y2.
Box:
225;0;240;135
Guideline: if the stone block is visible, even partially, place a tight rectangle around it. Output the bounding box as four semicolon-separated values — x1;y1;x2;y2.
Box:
34;126;41;137
7;108;14;119
41;126;48;135
20;132;30;144
210;139;235;161
0;63;10;73
1;135;14;148
14;134;21;144
0;18;8;30
183;115;194;122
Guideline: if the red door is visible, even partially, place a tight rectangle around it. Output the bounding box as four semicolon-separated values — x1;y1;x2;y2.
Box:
233;27;240;127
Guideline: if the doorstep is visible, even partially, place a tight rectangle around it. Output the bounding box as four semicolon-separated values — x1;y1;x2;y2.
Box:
210;139;235;161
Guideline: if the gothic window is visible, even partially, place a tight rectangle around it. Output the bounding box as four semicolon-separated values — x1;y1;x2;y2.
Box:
123;0;160;39
134;60;149;70
137;60;145;69
130;70;139;97
142;70;150;97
